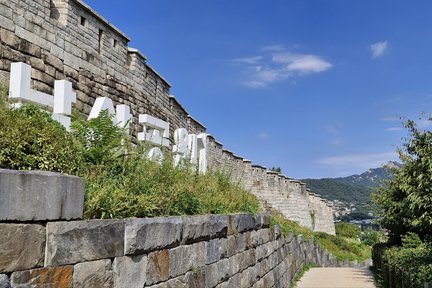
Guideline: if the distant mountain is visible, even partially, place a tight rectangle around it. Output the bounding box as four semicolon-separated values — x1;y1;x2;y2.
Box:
302;162;401;216
336;161;401;188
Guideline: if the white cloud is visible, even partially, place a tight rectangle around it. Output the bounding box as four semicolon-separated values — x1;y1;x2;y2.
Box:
273;53;332;74
370;41;388;58
233;56;263;64
386;127;403;132
317;151;398;170
257;132;270;139
381;116;401;122
232;45;332;88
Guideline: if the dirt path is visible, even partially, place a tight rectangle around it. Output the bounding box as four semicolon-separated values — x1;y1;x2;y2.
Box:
296;267;376;288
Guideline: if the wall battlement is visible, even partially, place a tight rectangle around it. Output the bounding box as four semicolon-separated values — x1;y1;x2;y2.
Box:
0;0;335;234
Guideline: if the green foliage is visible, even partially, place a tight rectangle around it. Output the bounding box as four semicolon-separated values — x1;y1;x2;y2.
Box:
373;117;432;242
373;241;432;288
71;110;126;166
270;166;282;173
302;178;373;206
335;222;361;239
0;90;81;174
360;229;386;246
270;212;370;262
401;232;422;248
314;232;371;261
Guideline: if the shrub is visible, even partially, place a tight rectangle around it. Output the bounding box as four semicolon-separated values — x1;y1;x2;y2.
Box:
0;88;81;174
360;228;386;246
335;222;361;239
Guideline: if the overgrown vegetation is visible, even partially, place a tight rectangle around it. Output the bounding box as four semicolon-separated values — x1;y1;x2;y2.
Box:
372;117;432;287
0;86;81;174
335;222;361;238
271;213;371;262
0;85;260;218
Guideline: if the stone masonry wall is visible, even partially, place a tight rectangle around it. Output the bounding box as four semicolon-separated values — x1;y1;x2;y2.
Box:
0;0;335;234
207;137;336;235
0;170;367;288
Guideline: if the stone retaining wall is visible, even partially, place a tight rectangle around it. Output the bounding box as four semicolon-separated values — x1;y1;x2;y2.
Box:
0;169;367;288
0;0;335;235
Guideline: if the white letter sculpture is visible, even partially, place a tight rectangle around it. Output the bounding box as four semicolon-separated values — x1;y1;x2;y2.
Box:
173;128;190;166
138;114;170;146
197;133;208;174
88;97;132;133
172;128;208;173
9;62;76;131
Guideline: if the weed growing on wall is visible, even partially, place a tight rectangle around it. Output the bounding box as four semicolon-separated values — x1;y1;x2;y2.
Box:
270;212;371;262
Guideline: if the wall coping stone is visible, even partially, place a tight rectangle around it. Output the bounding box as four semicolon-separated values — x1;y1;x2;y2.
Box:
0;169;84;221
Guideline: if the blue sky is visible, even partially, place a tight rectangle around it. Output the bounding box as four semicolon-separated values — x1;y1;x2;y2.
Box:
85;0;432;179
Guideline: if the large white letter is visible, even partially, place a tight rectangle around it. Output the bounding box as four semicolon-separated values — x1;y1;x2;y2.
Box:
172;128;189;166
88;97;116;120
9;62;75;130
52;80;76;131
138;114;170;146
116;104;132;133
197;133;208;174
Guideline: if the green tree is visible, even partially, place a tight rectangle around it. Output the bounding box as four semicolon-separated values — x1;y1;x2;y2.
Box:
374;117;432;242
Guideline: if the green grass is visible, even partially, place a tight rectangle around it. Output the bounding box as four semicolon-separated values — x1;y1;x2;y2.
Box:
271;212;371;262
83;149;261;219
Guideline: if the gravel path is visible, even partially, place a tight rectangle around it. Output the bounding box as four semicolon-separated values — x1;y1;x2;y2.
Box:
296;267;376;288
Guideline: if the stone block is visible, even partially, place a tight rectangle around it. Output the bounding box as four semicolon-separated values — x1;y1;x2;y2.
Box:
255;213;270;229
0;274;10;288
0;224;45;273
42;50;64;71
262;268;275;288
205;258;229;288
147;268;205;288
206;238;227;264
45;219;124;266
169;242;205;278
228;213;256;235
18;38;41;57
250;228;271;247
146;250;169;285
11;266;73;287
272;224;282;240
73;259;112;288
209;214;228;238
0;28;19;49
125;217;182;255
113;255;147;288
256;242;274;261
182;215;210;244
0;169;84;221
240;266;258;288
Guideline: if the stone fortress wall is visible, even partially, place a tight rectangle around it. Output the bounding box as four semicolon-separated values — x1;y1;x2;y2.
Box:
0;170;367;288
0;0;335;234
